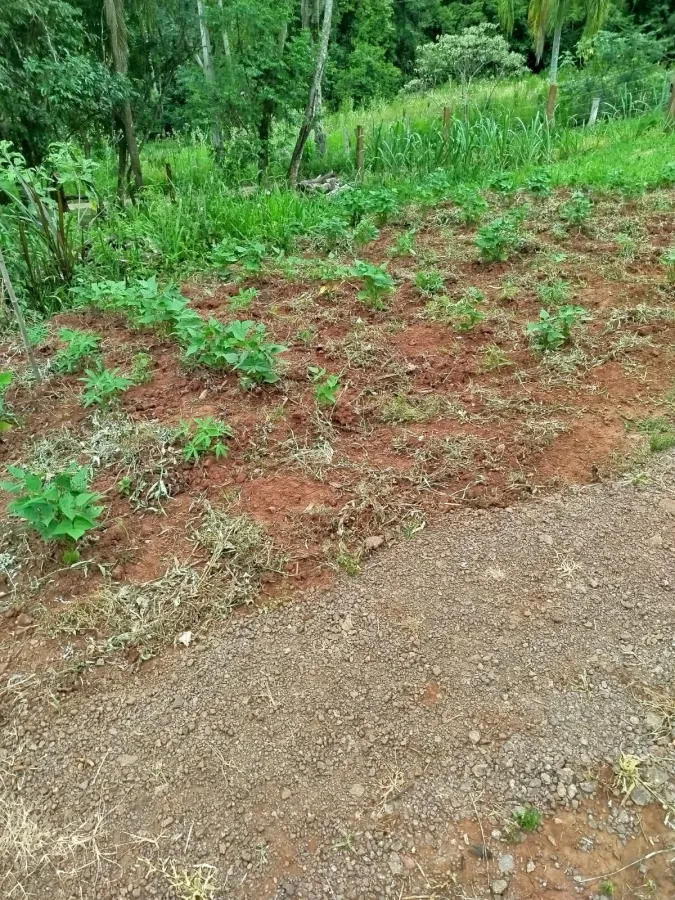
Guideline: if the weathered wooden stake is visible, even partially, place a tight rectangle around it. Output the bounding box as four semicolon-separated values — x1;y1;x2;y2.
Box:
0;247;41;381
588;97;601;126
355;125;365;176
343;128;350;157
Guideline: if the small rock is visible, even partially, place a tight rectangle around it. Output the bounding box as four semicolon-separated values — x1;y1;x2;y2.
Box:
658;498;675;515
498;854;515;875
364;535;384;551
341;614;354;633
469;844;493;860
281;882;296;897
15;612;33;627
281;787;292;800
538;533;553;546
491;879;509;895
644;711;663;731
580;781;597;795
526;861;536;874
631;785;651;806
473;763;488;778
648;534;663;547
349;783;366;798
388;852;403;876
172;695;184;709
118;754;138;768
468;729;481;744
432;665;441;677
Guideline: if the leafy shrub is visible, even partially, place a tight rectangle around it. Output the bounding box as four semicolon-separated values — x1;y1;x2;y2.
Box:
52;328;101;374
177;417;232;462
0;373;13;433
490;173;516;192
559;191;593;228
229;287;259;311
81;365;133;407
309;367;341;406
349;260;395;310
176;317;285;386
425;288;484;330
452;186;489;225
211;238;267;273
309;217;352;252
2;464;103;542
131;352;153;385
353;220;380;247
82;277;189;332
526;305;590;351
475;209;526;263
337;187;399;227
482;345;512;370
414;269;445;297
525;169;552;196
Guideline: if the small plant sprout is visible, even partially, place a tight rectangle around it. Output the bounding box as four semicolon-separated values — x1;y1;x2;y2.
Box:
131;352;153;384
349;260;395;311
388;228;417;258
353;219;380;247
81;364;134;407
482;345;512;370
600;881;616;898
661;247;675;284
513;806;542;832
559;191;593;228
536;278;570;305
177;417;233;462
309;366;341;407
452;186;489;225
526;305;590;352
414;269;445;297
637;417;675;453
0;372;13;432
52;328;102;374
525;168;552;196
2;464;104;546
475;209;526;263
229;287;259;311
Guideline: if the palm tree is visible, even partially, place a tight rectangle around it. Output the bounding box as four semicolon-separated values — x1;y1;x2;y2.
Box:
499;0;612;120
103;0;143;196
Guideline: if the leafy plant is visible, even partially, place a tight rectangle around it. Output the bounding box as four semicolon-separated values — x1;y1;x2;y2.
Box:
131;352;153;385
452;186;489;225
600;881;616;898
388;228;417;258
425;289;484;330
512;806;542;833
559;191;593;228
661;247;675;284
27;323;49;347
2;464;103;543
310;217;352;252
211;238;267;274
81;364;133;407
353;220;380;247
637;417;675;453
309;367;341;406
475;209;526;263
338;187;399;227
414;269;445;297
482;345;512;370
230;287;259;311
525;168;552;196
52;328;101;374
0;372;14;433
177;417;232;462
526;305;590;351
536;278;570;305
349;260;395;310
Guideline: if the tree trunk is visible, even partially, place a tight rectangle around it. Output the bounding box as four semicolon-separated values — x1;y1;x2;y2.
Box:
196;0;225;159
103;0;143;191
216;0;232;59
314;82;327;156
258;98;274;182
287;0;334;186
117;130;128;201
549;19;563;87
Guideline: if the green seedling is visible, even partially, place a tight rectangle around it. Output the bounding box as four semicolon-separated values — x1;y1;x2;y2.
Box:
536;278;570;305
559;191;593;228
310;216;351;252
309;366;341;407
525;168;552;196
353;220;380;247
600;881;616;897
414;269;445;297
211;238;267;273
482;345;512;370
661;247;675;284
349;260;395;311
526;305;590;351
475;209;526;263
131;352;153;385
177;416;232;462
388;228;417;258
452;186;489;225
81;364;133;407
52;328;101;374
0;372;13;433
230;287;259;311
513;806;542;832
27;323;49;347
2;464;103;543
637;417;675;453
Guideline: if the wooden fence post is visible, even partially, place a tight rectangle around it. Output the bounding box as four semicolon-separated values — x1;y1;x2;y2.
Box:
355;125;365;176
546;83;558;123
443;106;451;140
588;97;601;126
343;128;350;157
